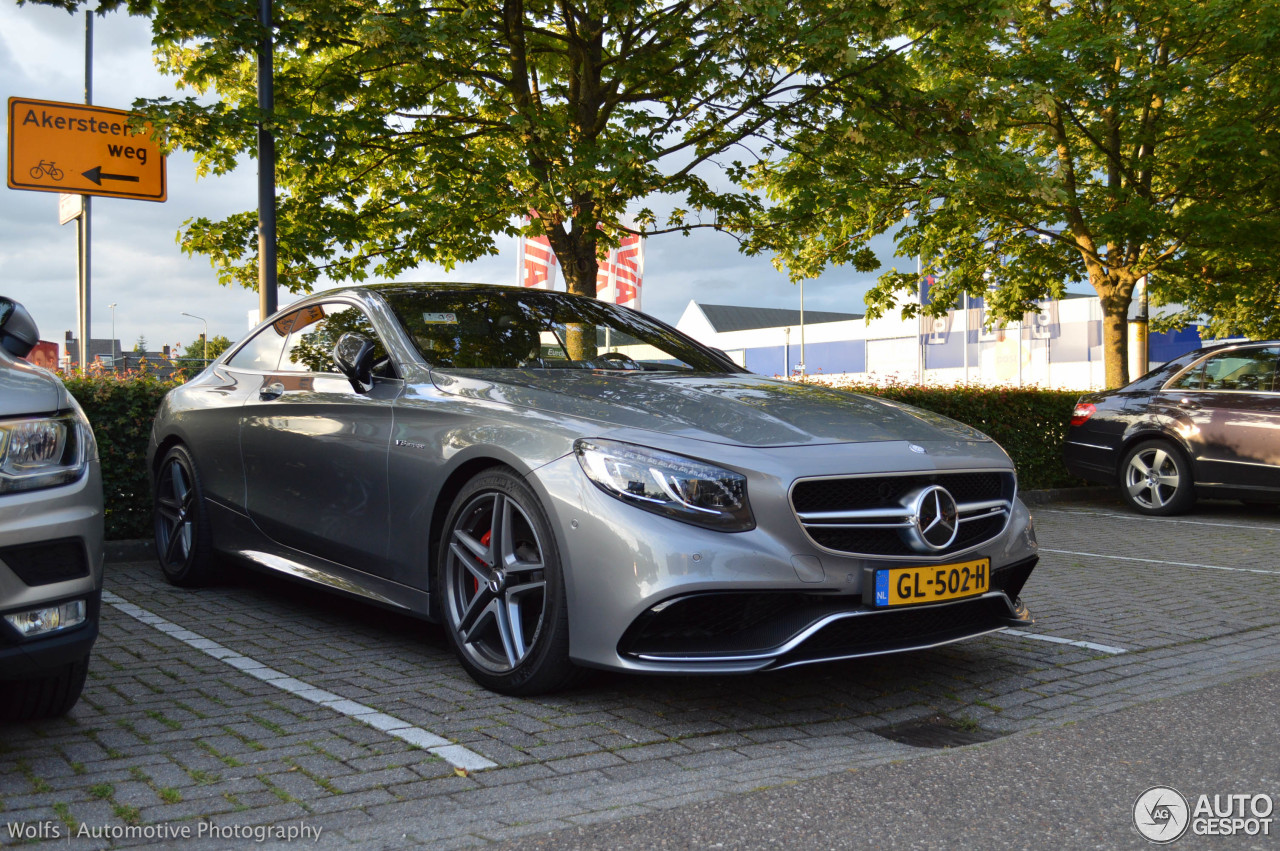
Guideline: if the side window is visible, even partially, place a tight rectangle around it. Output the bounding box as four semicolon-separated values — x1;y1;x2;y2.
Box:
278;302;392;375
1170;348;1278;392
225;312;297;371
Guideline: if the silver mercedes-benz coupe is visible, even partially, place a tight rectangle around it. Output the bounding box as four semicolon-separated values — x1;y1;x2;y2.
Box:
148;283;1038;695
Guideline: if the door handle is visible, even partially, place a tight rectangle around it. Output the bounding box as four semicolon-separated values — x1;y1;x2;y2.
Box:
1177;398;1201;411
259;382;285;401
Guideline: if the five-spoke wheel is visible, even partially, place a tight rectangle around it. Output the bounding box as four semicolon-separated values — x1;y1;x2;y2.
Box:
1120;439;1195;516
153;445;214;586
439;469;577;695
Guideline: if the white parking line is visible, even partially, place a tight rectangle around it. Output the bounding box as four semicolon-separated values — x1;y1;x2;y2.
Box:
101;591;496;773
1036;508;1279;532
1002;629;1127;655
1040;548;1280;576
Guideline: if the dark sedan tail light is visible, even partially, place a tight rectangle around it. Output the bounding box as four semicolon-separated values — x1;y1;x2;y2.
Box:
1070;403;1096;427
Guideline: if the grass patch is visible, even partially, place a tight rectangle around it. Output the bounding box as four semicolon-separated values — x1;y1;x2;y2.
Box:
52;802;77;832
196;738;244;768
145;709;182;731
112;803;141;825
89;783;114;800
287;759;341;795
249;714;288;736
186;768;220;785
174;700;209;720
114;719;152;745
159;788;182;805
223;725;267;752
15;759;53;794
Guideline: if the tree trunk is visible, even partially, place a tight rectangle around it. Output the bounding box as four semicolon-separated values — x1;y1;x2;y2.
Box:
1095;281;1133;389
555;232;600;361
1100;295;1129;388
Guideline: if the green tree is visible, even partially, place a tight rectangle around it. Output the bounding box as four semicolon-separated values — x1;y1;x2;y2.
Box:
750;0;1280;387
132;335;148;353
175;333;232;367
29;0;902;341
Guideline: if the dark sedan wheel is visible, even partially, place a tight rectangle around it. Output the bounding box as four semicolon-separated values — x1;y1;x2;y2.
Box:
439;470;578;695
1120;440;1195;516
153;445;215;587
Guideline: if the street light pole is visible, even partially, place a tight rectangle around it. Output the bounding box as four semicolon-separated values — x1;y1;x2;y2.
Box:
257;0;278;321
181;312;208;365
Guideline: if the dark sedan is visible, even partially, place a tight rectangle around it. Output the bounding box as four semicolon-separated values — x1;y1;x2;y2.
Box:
1064;341;1280;515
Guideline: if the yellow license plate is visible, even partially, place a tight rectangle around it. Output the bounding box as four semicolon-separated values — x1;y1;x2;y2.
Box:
873;558;990;607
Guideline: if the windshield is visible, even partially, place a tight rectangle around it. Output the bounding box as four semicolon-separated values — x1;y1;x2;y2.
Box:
380;287;739;373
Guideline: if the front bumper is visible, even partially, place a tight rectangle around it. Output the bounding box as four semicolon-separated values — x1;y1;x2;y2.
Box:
0;590;101;679
619;558;1036;673
529;444;1039;674
0;463;104;680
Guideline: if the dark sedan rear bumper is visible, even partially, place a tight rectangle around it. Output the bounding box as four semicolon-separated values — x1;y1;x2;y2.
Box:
1063;438;1117;484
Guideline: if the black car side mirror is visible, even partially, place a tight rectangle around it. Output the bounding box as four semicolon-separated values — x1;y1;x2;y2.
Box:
0;297;39;358
334;332;376;393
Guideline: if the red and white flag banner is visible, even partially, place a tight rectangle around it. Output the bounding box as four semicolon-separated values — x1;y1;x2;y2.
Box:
519;233;558;290
595;233;644;311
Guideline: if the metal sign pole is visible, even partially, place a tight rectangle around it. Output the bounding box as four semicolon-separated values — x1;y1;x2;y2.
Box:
78;10;93;373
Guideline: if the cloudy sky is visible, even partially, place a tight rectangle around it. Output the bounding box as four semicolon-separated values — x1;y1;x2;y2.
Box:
1;3;903;356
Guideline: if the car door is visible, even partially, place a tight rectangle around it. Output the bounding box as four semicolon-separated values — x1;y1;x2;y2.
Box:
240;301;403;573
1160;345;1280;491
188;311;301;511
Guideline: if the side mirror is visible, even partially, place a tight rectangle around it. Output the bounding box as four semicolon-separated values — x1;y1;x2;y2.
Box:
0;296;38;355
0;297;39;359
334;332;376;393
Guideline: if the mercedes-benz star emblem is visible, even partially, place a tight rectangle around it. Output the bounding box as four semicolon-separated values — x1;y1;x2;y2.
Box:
906;485;960;552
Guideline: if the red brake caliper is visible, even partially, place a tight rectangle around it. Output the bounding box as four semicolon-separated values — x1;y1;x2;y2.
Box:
475;529;492;594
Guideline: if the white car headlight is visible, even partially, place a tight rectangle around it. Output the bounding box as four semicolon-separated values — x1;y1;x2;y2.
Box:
0;412;92;493
574;439;754;531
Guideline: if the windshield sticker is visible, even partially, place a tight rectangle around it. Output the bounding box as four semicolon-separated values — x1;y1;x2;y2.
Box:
421;312;458;324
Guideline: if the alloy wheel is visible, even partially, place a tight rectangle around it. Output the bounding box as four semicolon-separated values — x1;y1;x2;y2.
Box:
155;456;195;567
1124;446;1182;510
444;491;549;673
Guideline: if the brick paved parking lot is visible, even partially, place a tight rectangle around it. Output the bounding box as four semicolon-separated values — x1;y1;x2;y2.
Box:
2;496;1279;848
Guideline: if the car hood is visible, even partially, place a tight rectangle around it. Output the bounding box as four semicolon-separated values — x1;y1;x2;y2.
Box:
0;350;64;416
428;370;990;447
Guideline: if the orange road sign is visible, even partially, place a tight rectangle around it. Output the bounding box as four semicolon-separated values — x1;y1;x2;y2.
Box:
7;97;166;202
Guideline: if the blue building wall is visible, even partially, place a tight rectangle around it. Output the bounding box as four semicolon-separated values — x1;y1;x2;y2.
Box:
743;340;867;376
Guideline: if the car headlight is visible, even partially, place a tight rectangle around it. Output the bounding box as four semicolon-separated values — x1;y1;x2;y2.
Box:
0;411;92;494
574;439;754;532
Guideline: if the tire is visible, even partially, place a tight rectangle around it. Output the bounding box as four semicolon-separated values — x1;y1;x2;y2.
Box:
1119;439;1196;516
438;469;579;695
153;444;216;587
0;656;89;722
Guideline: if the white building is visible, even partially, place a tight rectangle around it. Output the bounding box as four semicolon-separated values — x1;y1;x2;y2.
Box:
675;295;1205;391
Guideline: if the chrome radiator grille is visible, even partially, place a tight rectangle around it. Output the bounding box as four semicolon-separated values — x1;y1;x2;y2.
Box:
790;471;1016;558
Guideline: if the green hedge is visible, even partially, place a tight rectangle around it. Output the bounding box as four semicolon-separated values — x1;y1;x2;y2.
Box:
58;373;1085;540
828;381;1087;491
62;371;184;540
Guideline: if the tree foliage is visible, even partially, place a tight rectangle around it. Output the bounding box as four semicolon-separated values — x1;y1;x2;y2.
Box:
28;0;910;303
174;333;232;367
750;0;1280;387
